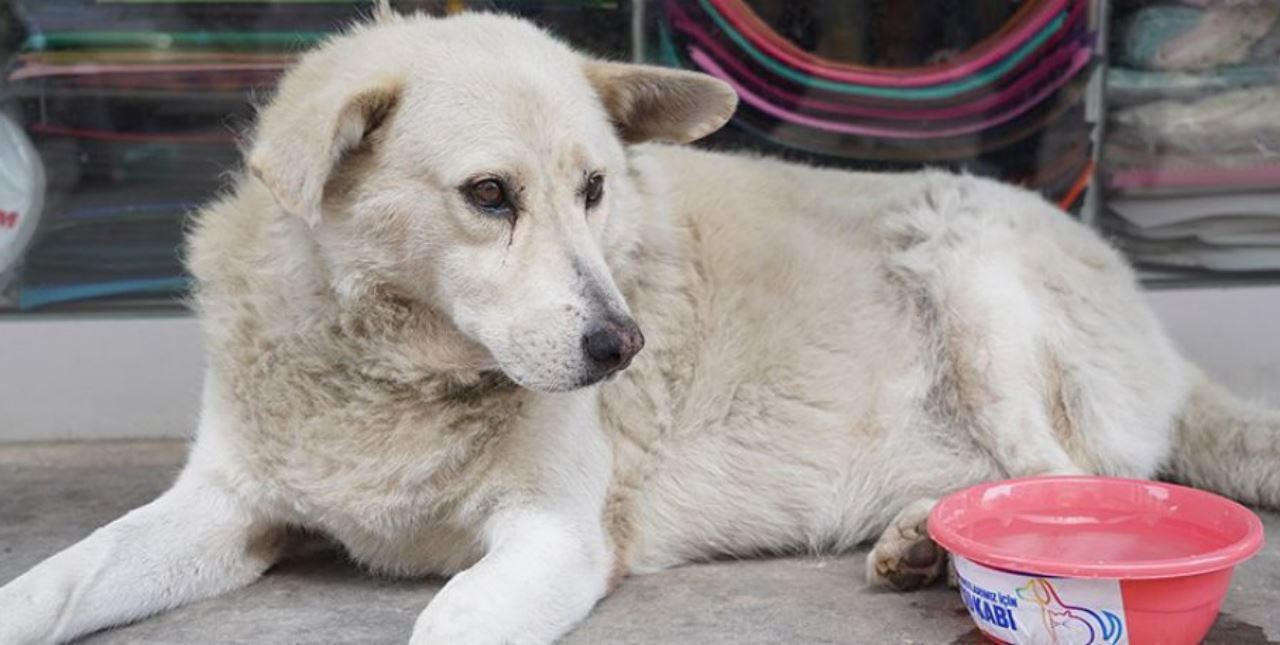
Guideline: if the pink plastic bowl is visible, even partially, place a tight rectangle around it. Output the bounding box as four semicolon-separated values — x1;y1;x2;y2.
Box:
928;476;1264;645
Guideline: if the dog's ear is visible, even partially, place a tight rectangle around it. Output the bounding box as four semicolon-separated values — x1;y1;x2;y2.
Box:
584;61;738;144
248;77;401;226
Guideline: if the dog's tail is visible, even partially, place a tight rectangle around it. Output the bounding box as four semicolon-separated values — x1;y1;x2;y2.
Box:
1164;368;1280;509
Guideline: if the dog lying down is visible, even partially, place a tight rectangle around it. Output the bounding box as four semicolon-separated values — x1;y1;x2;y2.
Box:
4;8;1279;645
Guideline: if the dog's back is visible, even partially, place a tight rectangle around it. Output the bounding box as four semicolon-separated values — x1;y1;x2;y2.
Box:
598;144;1238;577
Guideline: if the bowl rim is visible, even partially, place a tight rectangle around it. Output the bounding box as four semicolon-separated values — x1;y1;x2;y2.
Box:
927;475;1266;580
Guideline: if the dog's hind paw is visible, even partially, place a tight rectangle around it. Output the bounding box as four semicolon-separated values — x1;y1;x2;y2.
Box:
866;498;947;592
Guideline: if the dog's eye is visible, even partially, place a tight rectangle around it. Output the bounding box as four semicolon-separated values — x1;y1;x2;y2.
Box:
465;179;511;214
584;173;605;209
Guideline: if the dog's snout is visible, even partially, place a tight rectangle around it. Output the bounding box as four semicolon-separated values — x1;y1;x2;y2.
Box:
582;318;645;375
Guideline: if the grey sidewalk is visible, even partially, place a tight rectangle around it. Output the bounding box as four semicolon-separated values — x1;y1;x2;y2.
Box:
2;441;1277;644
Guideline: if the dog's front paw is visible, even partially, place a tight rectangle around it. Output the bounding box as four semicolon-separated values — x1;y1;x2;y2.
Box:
412;611;506;644
408;510;608;645
866;498;947;592
411;606;501;645
410;578;547;645
411;597;507;645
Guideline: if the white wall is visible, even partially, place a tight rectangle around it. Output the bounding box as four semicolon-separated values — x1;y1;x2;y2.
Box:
0;285;1277;442
1147;285;1280;406
0;315;203;442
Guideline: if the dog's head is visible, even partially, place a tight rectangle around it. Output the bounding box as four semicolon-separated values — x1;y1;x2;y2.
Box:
247;12;736;392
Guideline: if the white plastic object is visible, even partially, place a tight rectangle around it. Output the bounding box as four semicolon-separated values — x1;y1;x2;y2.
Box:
0;112;44;278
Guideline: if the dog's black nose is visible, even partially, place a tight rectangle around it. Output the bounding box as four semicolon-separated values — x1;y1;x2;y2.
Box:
582;318;645;374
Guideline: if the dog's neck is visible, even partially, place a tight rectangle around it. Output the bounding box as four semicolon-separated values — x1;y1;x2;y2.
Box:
193;191;496;389
328;279;499;386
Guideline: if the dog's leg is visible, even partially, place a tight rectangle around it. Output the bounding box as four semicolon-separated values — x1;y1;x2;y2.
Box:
411;391;612;645
864;373;1084;592
867;206;1096;592
0;417;283;644
0;468;282;645
866;418;1083;595
864;365;1086;591
866;498;945;591
411;507;610;645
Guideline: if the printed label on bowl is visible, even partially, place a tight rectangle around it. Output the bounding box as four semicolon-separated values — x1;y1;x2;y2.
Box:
954;556;1128;645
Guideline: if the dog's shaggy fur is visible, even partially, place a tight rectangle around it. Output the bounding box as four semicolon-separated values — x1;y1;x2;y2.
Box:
3;11;1279;645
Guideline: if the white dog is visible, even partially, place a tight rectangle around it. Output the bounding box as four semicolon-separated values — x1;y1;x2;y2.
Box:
3;8;1277;645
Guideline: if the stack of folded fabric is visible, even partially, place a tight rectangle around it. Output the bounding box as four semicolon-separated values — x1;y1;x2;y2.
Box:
1;0;624;310
1103;1;1280;276
654;0;1101;212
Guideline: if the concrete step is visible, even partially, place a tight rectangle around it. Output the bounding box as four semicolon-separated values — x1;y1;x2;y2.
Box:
2;441;1276;644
